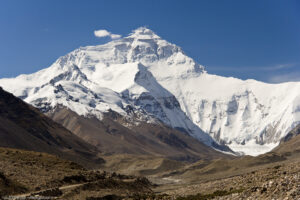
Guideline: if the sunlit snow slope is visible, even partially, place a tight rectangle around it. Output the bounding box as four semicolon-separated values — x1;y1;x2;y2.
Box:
1;27;299;155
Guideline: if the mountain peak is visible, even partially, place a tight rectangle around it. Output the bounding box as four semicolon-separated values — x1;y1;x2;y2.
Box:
127;27;160;39
1;27;299;156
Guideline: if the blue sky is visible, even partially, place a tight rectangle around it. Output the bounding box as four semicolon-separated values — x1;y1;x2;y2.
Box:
0;0;299;83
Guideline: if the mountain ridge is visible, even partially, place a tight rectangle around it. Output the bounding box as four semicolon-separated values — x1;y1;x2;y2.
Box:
46;105;231;161
0;87;104;168
0;27;299;155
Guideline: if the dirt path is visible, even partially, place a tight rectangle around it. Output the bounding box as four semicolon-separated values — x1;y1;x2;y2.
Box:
3;183;85;199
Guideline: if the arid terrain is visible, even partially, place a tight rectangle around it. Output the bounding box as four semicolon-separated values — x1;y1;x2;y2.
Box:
1;142;300;199
1;88;300;199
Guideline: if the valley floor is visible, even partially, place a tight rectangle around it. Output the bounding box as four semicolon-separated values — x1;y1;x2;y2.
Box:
155;159;300;199
1;147;300;199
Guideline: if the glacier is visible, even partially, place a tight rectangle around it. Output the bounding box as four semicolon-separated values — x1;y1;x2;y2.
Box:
0;27;300;156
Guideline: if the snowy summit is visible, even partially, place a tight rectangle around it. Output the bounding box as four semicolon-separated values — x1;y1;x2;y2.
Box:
0;27;300;156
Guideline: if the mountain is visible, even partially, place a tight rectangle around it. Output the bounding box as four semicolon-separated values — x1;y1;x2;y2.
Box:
273;124;300;157
46;106;230;161
0;27;299;155
0;87;104;168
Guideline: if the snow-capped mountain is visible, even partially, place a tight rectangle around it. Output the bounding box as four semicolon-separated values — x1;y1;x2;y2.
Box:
1;27;299;156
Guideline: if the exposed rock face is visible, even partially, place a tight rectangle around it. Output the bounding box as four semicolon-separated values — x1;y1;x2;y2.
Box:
273;124;300;155
46;106;231;161
281;124;300;142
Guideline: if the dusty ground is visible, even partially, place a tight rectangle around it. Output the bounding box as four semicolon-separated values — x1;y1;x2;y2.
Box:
0;147;84;192
1;147;300;200
153;159;300;200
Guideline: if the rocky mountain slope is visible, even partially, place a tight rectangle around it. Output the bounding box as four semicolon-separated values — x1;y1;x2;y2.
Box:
0;86;228;163
0;87;104;168
0;27;299;155
273;123;300;156
156;125;300;199
2;124;300;199
46;106;230;161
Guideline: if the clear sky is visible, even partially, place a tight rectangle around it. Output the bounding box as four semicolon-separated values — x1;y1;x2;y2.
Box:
0;0;299;83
